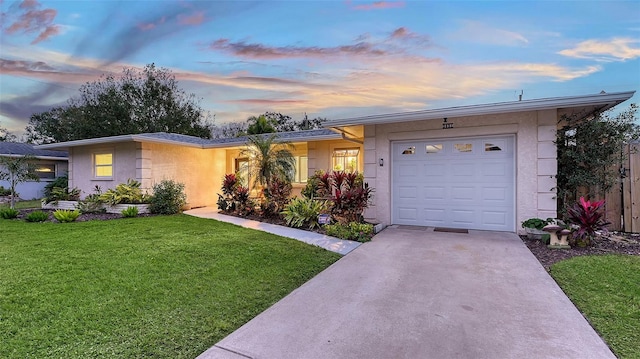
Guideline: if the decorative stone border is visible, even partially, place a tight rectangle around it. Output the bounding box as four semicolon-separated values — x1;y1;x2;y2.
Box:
42;201;150;214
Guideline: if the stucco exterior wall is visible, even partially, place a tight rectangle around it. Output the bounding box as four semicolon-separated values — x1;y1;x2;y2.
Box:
69;142;137;198
307;139;364;174
363;109;558;232
142;143;224;208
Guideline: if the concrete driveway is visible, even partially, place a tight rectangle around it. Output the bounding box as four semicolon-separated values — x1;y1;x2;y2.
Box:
198;226;615;359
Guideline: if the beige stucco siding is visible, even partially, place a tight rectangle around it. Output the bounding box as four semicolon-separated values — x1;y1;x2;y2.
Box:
307;139;364;174
362;109;558;232
69;142;138;198
142;142;224;208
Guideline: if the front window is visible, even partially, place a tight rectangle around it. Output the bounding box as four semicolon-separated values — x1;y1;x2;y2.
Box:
332;148;359;172
94;153;113;178
291;156;308;183
35;164;56;179
235;158;250;186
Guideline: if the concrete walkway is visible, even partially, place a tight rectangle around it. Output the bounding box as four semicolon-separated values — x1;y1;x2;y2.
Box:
184;207;361;255
198;226;615;359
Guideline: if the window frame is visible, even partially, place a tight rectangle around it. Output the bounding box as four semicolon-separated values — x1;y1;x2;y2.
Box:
332;148;360;173
291;155;308;183
93;151;114;180
35;163;56;180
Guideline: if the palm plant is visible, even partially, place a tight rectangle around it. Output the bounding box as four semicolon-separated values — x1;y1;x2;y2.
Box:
241;134;295;190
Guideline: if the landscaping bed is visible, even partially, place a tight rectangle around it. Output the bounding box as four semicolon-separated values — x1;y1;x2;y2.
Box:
522;232;640;269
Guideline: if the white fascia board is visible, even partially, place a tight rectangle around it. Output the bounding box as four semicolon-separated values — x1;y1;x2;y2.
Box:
0;154;68;160
34;134;204;150
326;91;636;127
202;133;343;148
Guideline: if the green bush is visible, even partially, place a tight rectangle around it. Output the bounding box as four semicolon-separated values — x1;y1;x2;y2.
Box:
149;180;187;215
77;186;106;214
25;210;49;222
43;175;68;198
43;186;81;204
282;198;329;229
0;185;12;196
121;206;139;218
325;222;374;242
53;209;80;223
99;179;149;205
0;207;19;219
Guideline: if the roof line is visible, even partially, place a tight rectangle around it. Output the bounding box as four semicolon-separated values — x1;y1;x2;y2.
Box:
326;91;636;127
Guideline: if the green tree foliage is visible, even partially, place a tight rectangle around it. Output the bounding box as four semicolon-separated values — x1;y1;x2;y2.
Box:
0;155;39;209
556;103;639;213
246;115;276;135
0;126;17;142
26;64;213;143
241;134;295;189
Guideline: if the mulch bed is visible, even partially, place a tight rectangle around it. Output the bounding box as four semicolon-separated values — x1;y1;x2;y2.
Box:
522;232;640;270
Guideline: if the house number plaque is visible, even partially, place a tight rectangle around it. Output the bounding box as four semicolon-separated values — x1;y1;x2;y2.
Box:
442;118;454;129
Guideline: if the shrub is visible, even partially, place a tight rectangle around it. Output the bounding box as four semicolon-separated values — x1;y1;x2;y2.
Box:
77;186;106;214
218;174;239;212
149;180;187;214
282;198;329;229
0;207;19;219
43;175;68;198
521;218;554;230
99;179;149;205
53;209;80;223
43;186;81;204
325;222;374;242
566;197;610;246
262;175;292;217
331;173;372;223
26;210;49;222
121;206;139;218
234;186;255;216
0;185;12;196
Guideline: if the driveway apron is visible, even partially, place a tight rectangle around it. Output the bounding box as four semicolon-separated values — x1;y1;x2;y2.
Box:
199;226;615;359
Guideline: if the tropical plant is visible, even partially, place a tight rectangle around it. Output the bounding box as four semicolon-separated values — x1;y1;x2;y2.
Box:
261;175;292;217
325;222;374;243
566;197;610;246
556;103;640;213
246;114;276;135
328;171;372;223
121;206;139;218
149;180;187;215
43;175;69;199
234;186;255;216
218;174;239;212
0;207;19;219
282;197;329;229
77;186;105;214
53;209;80;223
521;218;555;230
43;186;81;204
99;179;149;205
240;134;295;190
0;155;39;209
26;210;49;222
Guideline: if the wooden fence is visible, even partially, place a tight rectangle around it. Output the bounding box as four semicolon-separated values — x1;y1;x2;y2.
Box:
603;142;640;232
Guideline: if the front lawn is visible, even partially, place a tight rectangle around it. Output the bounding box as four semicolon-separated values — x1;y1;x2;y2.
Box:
0;215;340;358
550;255;640;359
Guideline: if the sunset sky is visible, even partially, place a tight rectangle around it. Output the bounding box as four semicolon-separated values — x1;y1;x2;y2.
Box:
1;0;639;135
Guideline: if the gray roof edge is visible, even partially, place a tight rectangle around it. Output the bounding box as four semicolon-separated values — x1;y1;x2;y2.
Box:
203;132;342;148
35;134;137;150
326;91;636;127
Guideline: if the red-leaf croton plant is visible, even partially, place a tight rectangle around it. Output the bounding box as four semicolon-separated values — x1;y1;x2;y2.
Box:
566;197;610;244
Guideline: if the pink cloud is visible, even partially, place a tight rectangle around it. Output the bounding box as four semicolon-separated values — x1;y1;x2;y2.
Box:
389;27;432;46
349;1;405;11
137;16;166;31
178;11;205;26
3;0;60;44
210;39;387;59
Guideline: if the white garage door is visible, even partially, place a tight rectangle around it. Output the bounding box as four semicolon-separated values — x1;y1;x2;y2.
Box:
392;136;515;231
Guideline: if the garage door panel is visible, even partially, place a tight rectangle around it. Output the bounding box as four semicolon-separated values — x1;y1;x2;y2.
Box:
424;186;446;200
392;136;515;231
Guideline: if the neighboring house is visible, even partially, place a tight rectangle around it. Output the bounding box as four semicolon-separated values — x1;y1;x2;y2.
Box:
0;142;69;199
36;91;635;233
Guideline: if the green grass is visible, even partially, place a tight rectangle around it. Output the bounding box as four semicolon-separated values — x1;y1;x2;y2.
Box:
0;199;42;209
0;215;340;358
550;255;640;359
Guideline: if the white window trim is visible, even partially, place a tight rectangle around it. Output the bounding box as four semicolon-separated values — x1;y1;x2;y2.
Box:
93;150;114;180
332;147;360;173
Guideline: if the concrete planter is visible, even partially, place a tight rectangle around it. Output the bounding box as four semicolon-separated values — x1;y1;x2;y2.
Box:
105;204;150;214
42;200;79;210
